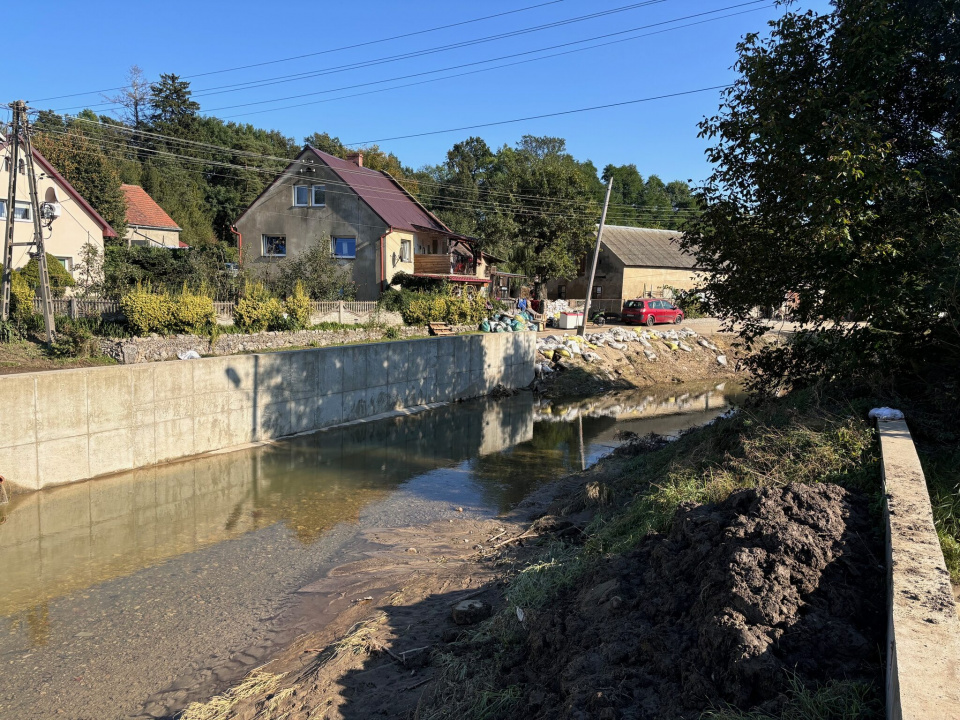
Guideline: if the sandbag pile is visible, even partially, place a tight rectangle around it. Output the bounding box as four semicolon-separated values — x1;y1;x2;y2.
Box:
480;310;537;334
536;324;727;374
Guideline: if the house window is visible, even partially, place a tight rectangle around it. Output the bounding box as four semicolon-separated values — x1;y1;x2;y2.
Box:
312;185;326;206
262;235;287;257
55;256;73;272
400;239;412;263
557;285;566;299
0;200;5;219
293;185;309;207
13;202;31;221
593;285;602;298
333;237;356;259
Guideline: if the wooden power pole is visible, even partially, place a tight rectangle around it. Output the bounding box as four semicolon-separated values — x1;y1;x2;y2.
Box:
578;177;613;337
1;100;56;342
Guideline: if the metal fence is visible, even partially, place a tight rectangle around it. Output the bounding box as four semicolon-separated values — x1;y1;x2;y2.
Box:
33;297;122;318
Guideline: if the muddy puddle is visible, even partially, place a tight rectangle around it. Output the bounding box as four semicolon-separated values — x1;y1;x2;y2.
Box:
0;381;742;720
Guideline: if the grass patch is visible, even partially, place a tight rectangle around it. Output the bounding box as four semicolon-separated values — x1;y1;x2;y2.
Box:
422;385;884;720
703;675;882;720
918;446;960;583
590;388;880;555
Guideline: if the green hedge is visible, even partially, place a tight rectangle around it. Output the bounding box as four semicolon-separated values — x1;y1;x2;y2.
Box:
120;283;215;335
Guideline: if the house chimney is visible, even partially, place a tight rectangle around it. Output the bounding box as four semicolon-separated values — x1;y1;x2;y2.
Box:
346;151;364;167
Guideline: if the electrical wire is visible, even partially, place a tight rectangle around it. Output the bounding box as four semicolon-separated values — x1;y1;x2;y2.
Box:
345;85;728;145
38;126;704;223
29;0;569;102
51;117;706;214
207;2;768;116
33;129;700;232
50;0;673;114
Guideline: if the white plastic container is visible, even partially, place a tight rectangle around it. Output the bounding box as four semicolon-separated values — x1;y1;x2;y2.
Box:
558;311;583;329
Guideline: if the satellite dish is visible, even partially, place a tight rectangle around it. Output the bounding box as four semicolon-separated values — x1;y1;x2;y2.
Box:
44;187;61;203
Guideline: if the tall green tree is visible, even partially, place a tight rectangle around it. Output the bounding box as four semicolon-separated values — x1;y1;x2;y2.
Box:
32;120;128;239
493;136;599;297
685;0;960;387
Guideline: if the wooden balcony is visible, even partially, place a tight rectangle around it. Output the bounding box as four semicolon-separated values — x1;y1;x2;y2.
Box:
414;253;478;277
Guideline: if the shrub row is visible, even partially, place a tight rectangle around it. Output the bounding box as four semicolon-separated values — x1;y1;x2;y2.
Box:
120;283;216;335
380;288;489;326
233;280;311;333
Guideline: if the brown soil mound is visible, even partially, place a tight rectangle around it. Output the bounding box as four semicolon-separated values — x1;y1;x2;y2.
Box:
515;483;884;719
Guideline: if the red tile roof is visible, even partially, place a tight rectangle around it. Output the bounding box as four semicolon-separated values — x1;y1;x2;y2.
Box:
121;184;181;231
309;148;451;234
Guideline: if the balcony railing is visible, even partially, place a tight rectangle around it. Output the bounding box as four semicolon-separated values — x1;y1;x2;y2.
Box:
413;253;478;277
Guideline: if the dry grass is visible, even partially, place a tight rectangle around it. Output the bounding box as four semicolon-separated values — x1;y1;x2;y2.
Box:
179;671;286;720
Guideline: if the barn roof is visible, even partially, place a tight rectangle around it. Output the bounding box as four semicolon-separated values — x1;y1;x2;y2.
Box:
601;225;699;269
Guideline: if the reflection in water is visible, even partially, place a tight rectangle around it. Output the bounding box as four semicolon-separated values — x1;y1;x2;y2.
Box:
0;382;739;623
463;382;743;513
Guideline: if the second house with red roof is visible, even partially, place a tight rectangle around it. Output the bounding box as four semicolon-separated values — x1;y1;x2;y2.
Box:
120;184;185;249
234;146;499;301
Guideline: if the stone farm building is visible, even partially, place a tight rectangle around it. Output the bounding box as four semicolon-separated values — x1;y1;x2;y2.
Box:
546;225;703;311
235;146;499;301
0;141;116;280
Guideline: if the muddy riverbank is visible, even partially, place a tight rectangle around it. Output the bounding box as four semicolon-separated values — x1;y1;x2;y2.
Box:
177;385;885;720
0;382;740;720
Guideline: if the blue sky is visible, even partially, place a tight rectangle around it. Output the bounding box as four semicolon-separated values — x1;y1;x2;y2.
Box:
6;0;830;185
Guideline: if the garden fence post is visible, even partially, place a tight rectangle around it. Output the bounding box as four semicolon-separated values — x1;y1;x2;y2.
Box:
69;298;78;320
338;301;343;324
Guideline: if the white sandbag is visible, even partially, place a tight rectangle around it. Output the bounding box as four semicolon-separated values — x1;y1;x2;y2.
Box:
868;407;904;422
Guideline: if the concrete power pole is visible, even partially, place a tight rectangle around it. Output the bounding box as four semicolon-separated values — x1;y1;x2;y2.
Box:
0;104;22;321
578;177;613;337
1;101;57;341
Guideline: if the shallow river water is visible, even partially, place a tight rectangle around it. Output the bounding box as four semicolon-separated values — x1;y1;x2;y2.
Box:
0;381;742;720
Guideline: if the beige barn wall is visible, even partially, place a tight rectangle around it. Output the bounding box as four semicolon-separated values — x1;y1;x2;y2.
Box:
125;226;182;248
0;333;536;493
621;267;702;297
0;165;105;278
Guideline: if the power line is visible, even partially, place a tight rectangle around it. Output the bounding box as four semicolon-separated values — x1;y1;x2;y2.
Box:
345;85;728;145
50;0;671;114
37;129;700;228
207;2;767;116
42;123;705;218
29;0;568;103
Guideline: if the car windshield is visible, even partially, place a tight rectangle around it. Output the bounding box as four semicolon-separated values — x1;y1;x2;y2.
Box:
624;300;644;309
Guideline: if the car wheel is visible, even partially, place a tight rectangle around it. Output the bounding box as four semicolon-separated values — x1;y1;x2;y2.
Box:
674;314;683;324
646;316;655;327
596;316;606;326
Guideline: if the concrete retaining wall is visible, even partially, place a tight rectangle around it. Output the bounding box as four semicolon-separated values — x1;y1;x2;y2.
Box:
877;418;960;720
0;332;536;492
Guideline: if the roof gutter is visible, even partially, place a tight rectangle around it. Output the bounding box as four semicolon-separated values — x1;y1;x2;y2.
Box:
230;226;242;266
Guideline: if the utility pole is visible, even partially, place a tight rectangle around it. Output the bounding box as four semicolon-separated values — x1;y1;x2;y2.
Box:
1;101;56;341
578;176;613;337
0;104;22;322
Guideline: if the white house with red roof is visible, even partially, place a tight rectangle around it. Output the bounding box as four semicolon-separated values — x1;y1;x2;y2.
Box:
234;146;497;300
120;184;184;249
1;142;116;279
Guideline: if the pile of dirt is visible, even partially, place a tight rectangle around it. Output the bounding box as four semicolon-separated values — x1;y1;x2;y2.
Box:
512;483;884;719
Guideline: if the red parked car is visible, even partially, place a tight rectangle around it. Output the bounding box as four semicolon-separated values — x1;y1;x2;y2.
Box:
621;298;684;326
